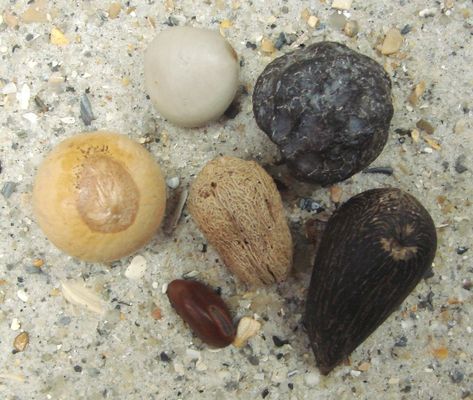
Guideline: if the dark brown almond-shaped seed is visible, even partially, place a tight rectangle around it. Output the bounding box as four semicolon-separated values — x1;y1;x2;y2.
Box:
305;188;437;375
166;279;235;348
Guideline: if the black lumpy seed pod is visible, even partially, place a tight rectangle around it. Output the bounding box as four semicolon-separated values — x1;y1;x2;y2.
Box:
253;42;394;185
305;188;437;375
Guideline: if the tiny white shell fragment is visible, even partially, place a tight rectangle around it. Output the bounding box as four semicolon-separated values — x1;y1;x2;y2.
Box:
196;358;207;371
11;318;21;331
419;8;437;17
125;255;147;280
61;280;105;314
304;371;320;387
332;0;353;10
23;113;38;125
16;84;31;110
17;290;29;302
2;82;17;94
232;316;261;347
185;348;201;360
162;283;168;294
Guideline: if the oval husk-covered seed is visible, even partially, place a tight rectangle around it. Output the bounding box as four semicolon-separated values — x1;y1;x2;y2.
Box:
305;188;437;374
167;279;235;348
188;156;293;286
253;41;393;185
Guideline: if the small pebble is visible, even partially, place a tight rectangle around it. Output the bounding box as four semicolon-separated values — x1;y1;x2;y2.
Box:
108;2;122;19
272;335;290;347
381;28;403;55
74;365;82;373
395;336;408;347
408;81;426;106
307;16;319;28
166;176;180;189
58;316;72;325
344;20;359;37
328;12;347;30
261;38;275;54
50;27;69;46
416;119;435;134
160;352;171;362
400;24;412;35
125;255;147;280
80;93;95;126
13;332;29;352
450;370;464;383
454;119;467;134
454;155;468;174
462;279;472;291
274;32;287;50
456;246;468;255
299;198;324;213
1;181;17;199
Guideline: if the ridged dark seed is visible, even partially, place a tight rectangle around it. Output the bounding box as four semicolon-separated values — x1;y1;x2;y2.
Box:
253;41;393;185
305;188;437;374
166;279;235;348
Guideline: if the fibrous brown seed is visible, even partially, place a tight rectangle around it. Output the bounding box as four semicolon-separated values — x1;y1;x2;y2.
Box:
188;156;293;286
305;188;437;374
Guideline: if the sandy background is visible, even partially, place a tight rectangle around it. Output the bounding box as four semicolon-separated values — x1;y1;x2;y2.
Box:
0;0;472;399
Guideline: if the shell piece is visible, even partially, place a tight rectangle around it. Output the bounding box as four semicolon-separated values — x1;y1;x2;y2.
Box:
305;188;437;374
232;316;262;348
253;41;393;185
166;279;235;348
61;280;106;315
188;156;293;286
32;131;166;262
144;26;239;128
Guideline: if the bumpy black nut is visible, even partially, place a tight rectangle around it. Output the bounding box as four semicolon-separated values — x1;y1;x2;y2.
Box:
253;42;394;185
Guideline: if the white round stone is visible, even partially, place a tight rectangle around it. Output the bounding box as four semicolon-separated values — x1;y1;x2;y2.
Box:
144;26;240;128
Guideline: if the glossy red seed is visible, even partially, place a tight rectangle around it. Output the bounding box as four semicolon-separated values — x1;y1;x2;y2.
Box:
166;279;235;348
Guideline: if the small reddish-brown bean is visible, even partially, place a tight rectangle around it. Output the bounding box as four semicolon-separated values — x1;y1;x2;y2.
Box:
166;279;236;348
